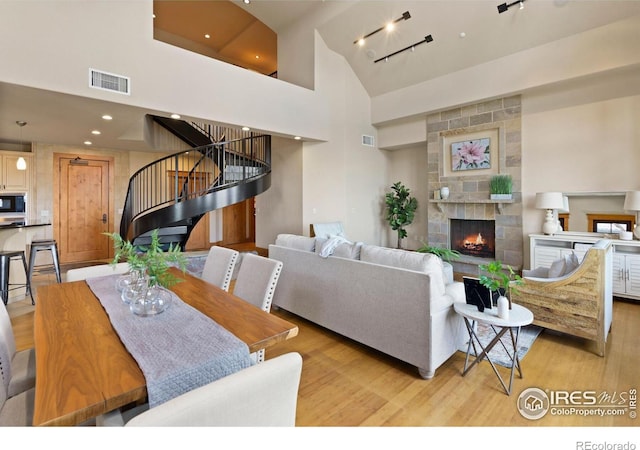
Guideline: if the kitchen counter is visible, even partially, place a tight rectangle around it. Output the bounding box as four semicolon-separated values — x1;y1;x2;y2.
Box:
0;220;53;303
0;219;51;230
0;219;52;229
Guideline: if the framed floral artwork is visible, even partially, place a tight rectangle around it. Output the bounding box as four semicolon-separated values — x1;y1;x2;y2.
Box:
441;127;500;178
451;138;491;171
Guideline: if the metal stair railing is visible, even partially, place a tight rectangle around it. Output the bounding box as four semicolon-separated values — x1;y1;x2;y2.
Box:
120;134;271;240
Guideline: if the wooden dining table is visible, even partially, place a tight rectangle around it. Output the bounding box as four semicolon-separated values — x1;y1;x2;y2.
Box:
32;267;299;426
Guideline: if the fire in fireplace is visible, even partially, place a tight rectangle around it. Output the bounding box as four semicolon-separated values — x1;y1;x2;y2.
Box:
450;219;496;259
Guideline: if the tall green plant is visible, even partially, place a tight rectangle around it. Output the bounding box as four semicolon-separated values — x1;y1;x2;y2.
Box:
385;181;418;249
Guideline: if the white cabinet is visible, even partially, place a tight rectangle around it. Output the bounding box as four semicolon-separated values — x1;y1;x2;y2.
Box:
0;152;31;192
531;240;588;269
613;253;640;299
530;233;640;301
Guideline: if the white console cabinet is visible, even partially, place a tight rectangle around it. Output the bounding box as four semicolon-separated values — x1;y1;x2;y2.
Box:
529;233;640;301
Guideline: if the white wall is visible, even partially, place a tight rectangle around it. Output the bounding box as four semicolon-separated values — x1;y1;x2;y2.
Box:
299;32;387;245
255;136;303;247
521;88;640;265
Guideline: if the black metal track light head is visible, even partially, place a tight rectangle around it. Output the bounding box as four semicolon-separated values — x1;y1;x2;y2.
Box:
353;11;412;45
497;0;525;14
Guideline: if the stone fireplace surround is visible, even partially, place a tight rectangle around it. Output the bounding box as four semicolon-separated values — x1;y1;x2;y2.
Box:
426;96;523;276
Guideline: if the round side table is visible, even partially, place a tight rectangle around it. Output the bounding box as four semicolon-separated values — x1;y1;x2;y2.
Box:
454;302;534;395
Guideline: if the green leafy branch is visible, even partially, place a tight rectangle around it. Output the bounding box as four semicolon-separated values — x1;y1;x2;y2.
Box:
105;229;187;288
478;260;523;296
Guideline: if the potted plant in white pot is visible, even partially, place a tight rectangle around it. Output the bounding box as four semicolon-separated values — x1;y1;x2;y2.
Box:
489;174;513;200
478;260;523;319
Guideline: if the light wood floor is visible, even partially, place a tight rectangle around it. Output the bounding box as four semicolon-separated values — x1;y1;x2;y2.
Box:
8;268;639;428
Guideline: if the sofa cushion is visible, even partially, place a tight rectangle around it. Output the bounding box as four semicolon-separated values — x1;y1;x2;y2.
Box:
332;242;363;260
314;238;327;253
523;266;550;278
275;234;315;252
360;245;446;297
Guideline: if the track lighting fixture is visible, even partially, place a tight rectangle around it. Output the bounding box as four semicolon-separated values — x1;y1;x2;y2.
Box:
354;11;411;45
374;35;433;63
497;0;526;13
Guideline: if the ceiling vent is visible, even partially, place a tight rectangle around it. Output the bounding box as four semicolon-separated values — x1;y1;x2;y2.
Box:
89;68;130;95
362;134;375;147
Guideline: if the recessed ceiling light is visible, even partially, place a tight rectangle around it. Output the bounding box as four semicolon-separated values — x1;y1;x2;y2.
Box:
243;0;250;4
459;32;466;38
242;126;250;131
171;114;181;119
204;34;210;39
294;136;301;140
102;115;112;120
255;55;260;59
84;141;92;145
91;130;101;135
357;38;365;46
385;22;395;32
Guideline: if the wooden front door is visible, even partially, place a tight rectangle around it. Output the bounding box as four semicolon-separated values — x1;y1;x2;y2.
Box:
185;213;210;251
54;154;114;263
222;198;255;245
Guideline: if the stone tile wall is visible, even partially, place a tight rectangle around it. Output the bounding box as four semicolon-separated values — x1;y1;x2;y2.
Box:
426;96;523;274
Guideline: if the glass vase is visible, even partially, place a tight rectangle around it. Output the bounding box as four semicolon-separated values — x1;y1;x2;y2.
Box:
129;283;172;316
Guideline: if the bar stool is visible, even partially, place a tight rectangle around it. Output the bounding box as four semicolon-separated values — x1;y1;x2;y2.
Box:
27;239;62;292
0;250;34;305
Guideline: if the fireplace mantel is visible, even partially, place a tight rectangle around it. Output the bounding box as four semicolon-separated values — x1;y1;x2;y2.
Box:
428;199;514;214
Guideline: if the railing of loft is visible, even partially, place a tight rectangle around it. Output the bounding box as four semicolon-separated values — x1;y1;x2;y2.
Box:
120;134;271;238
190;122;253;144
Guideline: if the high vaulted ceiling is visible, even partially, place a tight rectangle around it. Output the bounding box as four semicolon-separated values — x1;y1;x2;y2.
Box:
247;0;640;97
1;0;640;152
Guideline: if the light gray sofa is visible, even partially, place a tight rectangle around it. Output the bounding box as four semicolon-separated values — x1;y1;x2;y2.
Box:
268;234;466;379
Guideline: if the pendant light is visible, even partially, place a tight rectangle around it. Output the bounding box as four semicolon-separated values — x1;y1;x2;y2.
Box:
16;120;27;171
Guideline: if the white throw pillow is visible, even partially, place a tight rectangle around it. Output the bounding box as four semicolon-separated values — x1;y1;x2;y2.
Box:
548;256;567;278
564;252;580;275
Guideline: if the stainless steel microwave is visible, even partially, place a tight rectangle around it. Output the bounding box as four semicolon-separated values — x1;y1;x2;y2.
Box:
0;194;26;213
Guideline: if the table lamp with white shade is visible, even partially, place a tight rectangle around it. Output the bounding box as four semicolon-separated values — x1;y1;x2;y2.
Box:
535;192;565;235
623;191;640;240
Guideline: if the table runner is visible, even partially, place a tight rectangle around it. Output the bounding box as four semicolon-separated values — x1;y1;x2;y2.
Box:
85;274;252;407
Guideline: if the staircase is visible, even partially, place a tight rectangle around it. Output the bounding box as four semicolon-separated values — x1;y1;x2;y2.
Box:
119;116;271;249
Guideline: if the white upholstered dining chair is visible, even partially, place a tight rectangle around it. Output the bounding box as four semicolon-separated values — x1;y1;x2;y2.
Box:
0;301;35;398
0;381;34;426
65;262;130;282
121;352;302;427
232;253;283;363
200;246;239;292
